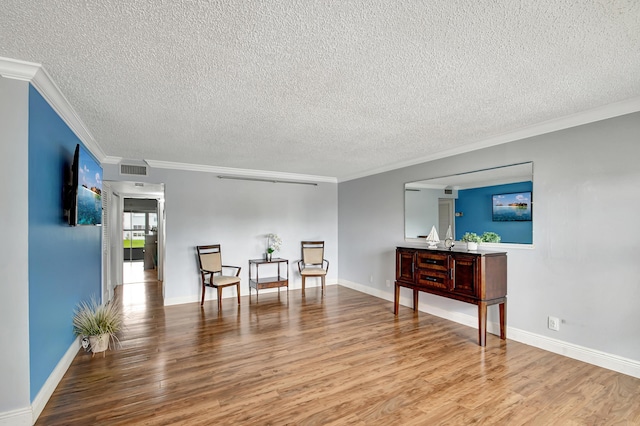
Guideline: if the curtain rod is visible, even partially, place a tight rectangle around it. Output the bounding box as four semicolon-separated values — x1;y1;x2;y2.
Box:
217;175;318;186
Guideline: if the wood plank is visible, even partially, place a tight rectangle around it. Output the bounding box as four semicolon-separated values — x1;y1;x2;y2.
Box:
36;279;640;425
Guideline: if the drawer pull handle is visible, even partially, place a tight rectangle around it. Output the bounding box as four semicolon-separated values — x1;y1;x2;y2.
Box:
425;259;437;264
425;276;438;282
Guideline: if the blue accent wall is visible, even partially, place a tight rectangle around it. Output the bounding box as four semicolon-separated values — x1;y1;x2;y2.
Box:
455;181;533;244
28;86;102;401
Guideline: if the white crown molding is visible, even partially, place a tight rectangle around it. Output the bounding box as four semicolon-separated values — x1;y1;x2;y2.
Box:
4;55;639;183
102;156;123;165
0;56;106;163
338;96;640;182
0;55;40;81
0;56;334;186
29;67;107;162
144;159;338;184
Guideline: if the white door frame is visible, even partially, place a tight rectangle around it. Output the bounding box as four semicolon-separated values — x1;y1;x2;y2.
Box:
438;198;455;238
103;181;165;294
102;182;111;303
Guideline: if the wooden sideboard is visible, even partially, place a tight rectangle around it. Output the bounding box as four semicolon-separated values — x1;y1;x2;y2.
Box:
394;246;507;346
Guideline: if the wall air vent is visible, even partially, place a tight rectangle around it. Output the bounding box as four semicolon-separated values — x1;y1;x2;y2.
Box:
444;189;453;195
120;164;148;176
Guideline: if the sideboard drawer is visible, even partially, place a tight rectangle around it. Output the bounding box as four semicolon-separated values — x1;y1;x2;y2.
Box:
416;252;449;272
417;269;449;291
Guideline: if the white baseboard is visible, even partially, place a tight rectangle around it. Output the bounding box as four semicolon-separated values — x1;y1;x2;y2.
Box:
0;407;31;426
164;294;201;306
31;337;81;424
339;279;640;379
11;280;636;426
508;328;640;379
164;279;338;306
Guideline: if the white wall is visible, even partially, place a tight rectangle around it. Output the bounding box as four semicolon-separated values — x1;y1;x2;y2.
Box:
103;166;338;305
0;77;31;423
338;112;640;370
404;188;439;238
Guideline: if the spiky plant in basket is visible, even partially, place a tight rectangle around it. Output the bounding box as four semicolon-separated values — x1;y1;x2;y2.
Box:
72;297;123;355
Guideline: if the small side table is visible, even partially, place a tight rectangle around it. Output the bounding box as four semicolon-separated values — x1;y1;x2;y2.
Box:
248;258;289;300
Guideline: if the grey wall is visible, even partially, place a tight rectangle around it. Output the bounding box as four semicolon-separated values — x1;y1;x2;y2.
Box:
103;166;338;305
338;111;640;363
0;77;31;419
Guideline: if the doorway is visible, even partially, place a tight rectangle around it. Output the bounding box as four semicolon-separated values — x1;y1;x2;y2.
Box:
103;181;165;298
438;198;455;238
123;198;158;284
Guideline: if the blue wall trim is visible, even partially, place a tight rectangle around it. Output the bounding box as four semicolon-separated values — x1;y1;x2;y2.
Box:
28;85;102;401
455;181;533;244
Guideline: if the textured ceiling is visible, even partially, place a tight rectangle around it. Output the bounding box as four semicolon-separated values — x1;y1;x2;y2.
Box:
1;1;639;180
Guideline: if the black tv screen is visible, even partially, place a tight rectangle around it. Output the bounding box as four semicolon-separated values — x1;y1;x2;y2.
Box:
68;144;103;226
492;191;532;222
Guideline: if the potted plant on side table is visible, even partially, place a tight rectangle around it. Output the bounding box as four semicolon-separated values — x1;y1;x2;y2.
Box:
266;233;282;261
73;298;123;357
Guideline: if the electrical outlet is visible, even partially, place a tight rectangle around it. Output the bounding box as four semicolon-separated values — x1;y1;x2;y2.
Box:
386;280;391;287
548;316;560;331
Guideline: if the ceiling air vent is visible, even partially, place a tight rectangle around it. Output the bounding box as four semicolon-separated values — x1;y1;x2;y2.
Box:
120;164;148;176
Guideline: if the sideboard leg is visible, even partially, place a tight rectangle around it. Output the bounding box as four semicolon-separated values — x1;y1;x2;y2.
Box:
394;283;399;315
413;289;418;312
499;300;507;340
478;302;487;347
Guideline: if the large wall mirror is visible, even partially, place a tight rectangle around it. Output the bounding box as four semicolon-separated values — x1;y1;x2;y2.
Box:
405;162;533;245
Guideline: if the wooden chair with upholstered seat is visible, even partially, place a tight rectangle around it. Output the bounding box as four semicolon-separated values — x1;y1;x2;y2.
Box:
297;241;329;297
196;244;241;310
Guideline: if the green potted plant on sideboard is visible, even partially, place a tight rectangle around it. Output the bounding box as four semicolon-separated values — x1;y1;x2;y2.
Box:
481;231;501;243
460;232;482;250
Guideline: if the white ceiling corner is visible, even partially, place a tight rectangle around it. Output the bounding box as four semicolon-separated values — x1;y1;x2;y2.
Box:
0;55;40;81
0;56;107;163
1;1;639;181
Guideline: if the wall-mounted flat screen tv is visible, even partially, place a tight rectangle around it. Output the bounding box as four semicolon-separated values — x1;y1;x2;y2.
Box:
67;144;103;226
492;191;532;222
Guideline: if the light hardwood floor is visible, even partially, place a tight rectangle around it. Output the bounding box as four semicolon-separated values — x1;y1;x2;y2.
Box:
37;274;640;425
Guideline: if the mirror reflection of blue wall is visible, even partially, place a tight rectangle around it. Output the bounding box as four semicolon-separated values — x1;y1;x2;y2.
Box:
455;181;533;244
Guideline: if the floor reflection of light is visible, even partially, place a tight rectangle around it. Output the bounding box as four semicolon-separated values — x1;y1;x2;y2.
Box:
121;261;156;313
123;261;147;284
121;283;148;313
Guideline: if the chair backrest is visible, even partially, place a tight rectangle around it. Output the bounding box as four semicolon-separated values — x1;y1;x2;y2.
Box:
301;241;324;266
197;244;223;273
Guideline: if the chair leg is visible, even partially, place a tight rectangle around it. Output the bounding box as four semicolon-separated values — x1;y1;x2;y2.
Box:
217;287;223;311
302;276;306;297
201;283;205;306
321;275;325;296
236;283;240;305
